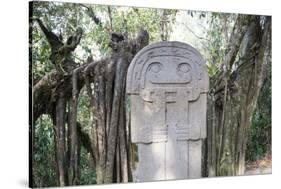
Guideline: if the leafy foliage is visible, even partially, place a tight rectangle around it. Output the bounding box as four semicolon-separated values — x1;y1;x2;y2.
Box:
204;13;236;76
33;115;56;187
79;147;97;185
31;22;54;82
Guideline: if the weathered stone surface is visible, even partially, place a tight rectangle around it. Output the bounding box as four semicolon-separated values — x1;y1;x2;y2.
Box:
127;41;209;181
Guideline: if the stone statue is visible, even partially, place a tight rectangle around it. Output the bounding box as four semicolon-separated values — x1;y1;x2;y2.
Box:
127;41;209;181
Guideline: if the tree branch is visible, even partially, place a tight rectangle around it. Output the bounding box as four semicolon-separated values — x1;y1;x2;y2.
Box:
34;18;63;50
185;25;209;41
80;4;102;26
223;15;253;71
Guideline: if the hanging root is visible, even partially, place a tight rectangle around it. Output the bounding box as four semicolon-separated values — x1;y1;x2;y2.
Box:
55;92;67;186
83;61;98;164
67;67;81;185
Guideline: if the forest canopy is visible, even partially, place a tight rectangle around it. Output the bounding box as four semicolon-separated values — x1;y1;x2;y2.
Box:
30;1;271;187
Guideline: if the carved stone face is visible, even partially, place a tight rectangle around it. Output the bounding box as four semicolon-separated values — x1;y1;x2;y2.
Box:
142;56;193;89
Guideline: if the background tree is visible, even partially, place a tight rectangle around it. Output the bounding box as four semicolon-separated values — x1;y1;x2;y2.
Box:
207;15;271;176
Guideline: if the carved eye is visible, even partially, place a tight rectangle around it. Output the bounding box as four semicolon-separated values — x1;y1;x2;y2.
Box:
149;62;162;73
178;63;190;73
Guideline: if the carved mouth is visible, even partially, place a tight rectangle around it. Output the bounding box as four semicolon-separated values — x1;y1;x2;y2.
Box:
149;76;191;84
149;80;190;84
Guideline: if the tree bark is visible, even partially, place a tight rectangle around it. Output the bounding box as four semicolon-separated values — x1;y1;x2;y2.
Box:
67;68;80;185
54;92;67;186
104;53;128;183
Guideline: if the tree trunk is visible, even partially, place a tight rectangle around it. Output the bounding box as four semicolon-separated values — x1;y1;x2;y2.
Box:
54;92;67;186
207;16;271;176
67;68;80;185
104;52;129;183
83;30;148;184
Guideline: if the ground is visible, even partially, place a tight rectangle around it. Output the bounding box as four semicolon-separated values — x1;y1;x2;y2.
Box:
244;149;272;175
